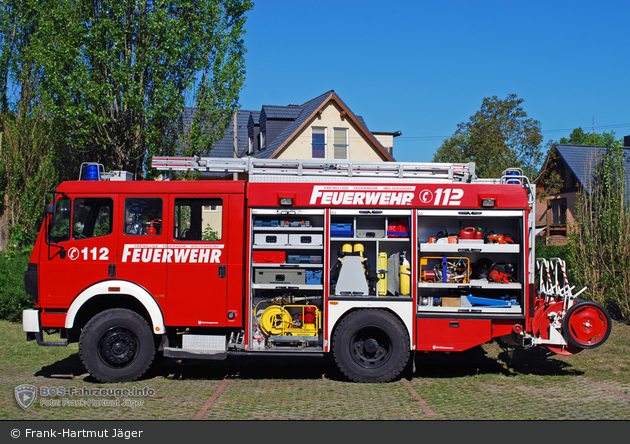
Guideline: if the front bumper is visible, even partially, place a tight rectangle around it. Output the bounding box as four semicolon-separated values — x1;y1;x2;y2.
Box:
22;309;67;347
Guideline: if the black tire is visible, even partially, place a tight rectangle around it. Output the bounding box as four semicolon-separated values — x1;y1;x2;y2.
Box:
332;309;410;383
79;308;156;383
562;300;612;349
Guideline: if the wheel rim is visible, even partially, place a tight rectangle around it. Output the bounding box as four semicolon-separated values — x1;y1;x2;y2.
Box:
350;326;392;369
98;327;139;368
566;305;608;346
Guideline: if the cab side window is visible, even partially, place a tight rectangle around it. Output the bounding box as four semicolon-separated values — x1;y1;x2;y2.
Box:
174;198;223;241
73;198;113;239
50;197;72;243
124;198;163;236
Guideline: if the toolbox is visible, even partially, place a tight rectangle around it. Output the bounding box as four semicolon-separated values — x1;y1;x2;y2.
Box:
280;219;311;227
254;220;279;227
287;255;322;264
288;234;323;246
331;223;353;237
356;219;385;238
254;269;305;285
253;251;286;264
254;233;288;246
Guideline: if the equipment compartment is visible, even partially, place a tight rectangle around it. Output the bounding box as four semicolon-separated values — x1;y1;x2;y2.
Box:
329;210;412;297
417;210;526;315
249;209;325;351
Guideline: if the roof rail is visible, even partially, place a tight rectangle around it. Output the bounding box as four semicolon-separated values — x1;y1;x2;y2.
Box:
151;157;478;183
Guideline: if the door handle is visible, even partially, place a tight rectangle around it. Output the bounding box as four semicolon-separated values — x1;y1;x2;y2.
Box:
218;265;226;278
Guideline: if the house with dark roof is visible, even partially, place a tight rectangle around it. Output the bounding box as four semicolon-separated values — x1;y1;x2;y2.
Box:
534;136;630;245
201;90;400;163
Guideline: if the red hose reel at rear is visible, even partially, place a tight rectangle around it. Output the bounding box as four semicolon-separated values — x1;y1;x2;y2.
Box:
527;258;612;355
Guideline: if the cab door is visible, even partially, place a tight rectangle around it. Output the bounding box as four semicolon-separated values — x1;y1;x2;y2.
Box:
165;195;228;326
116;195;168;315
39;194;118;313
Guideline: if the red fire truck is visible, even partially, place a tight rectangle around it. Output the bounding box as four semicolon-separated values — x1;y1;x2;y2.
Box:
22;157;612;383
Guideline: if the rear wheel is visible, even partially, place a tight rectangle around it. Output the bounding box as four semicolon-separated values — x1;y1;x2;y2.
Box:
332;309;410;383
562;300;612;349
79;308;155;383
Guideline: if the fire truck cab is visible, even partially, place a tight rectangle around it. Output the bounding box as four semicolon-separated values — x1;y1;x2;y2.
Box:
22;158;612;383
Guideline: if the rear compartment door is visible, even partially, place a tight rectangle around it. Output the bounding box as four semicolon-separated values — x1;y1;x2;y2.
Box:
165;195;229;327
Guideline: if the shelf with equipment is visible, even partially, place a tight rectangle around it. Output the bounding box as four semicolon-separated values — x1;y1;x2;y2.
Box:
249;209;326;351
329;209;413;298
416;209;525;314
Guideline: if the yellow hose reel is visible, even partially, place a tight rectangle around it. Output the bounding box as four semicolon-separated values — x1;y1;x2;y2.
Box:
259;304;321;337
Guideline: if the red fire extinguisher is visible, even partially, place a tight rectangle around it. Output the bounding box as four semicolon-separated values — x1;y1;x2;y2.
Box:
146;219;161;235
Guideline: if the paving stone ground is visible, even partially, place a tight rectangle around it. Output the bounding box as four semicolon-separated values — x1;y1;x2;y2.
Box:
2;343;629;421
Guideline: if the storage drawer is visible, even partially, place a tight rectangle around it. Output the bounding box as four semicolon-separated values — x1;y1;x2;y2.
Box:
288;234;323;246
254;269;305;285
254;233;288;246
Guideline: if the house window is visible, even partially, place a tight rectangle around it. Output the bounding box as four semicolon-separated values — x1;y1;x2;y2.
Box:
312;127;326;159
333;128;348;160
248;136;254;154
550;198;567;224
260;131;266;149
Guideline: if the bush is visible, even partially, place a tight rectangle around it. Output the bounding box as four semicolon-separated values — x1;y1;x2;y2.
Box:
0;250;33;322
535;240;571;264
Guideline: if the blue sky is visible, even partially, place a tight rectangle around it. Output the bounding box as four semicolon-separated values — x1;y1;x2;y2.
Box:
237;0;630;163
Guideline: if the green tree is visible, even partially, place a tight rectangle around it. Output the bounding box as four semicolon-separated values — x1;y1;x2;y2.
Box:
433;94;545;179
34;0;253;181
0;0;58;251
559;127;622;148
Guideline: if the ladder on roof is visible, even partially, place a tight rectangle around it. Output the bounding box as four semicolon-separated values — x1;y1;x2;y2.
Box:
151;156;477;183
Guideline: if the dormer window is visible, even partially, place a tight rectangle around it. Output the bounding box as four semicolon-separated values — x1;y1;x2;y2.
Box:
312;127;326;159
333;128;348;160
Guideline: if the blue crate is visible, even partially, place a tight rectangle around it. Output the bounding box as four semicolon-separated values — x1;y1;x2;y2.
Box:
331;223;353;237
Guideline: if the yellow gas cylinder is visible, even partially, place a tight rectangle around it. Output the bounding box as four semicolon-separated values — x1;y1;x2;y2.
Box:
378;252;388;296
400;251;410;296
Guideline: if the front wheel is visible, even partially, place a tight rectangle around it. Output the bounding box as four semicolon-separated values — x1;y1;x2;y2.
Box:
79;308;156;383
332;309;410;383
562;300;612;349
